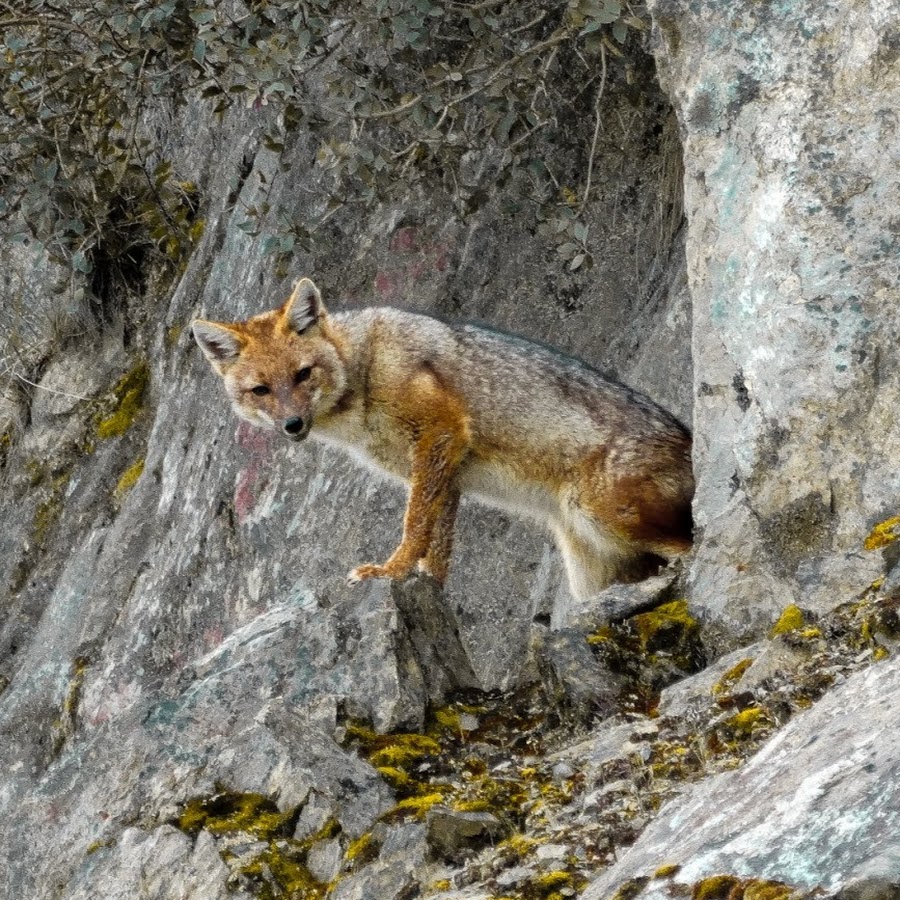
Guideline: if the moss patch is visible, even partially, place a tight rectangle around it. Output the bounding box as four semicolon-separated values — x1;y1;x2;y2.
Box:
379;792;446;823
96;362;150;439
769;604;805;637
32;471;71;547
177;790;295;840
610;877;650;900
235;845;325;900
691;875;796;900
712;658;754;696
654;862;681;878
114;457;145;500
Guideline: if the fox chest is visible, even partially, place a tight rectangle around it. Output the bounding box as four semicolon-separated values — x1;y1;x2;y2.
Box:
313;408;414;481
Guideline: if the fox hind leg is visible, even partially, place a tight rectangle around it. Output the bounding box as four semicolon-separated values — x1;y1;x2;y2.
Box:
552;524;623;603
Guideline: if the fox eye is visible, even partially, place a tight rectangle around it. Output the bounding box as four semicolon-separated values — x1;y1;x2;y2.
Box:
295;367;312;385
251;385;270;396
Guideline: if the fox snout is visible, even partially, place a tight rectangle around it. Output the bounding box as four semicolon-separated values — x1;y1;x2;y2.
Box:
282;415;310;441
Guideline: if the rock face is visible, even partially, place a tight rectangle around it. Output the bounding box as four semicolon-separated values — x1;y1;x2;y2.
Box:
584;655;900;899
650;0;900;637
1;1;899;898
0;43;692;900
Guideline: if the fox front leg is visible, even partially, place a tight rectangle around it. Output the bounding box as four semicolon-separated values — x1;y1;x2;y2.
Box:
347;372;470;584
348;427;468;586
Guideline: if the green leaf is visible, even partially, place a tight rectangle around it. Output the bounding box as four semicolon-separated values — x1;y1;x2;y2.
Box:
71;251;93;273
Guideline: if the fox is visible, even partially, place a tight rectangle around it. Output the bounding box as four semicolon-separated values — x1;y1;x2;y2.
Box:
192;277;693;601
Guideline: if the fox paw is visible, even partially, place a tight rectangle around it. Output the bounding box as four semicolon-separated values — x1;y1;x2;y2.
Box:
347;564;388;586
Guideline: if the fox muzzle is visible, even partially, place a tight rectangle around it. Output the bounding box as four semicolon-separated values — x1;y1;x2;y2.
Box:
282;415;310;441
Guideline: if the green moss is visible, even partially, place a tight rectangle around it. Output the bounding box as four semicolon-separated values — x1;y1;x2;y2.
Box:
535;871;572;890
632;600;699;650
114;457;145;500
96;362;150;439
344;830;381;871
165;323;183;347
379;792;446;823
692;875;741;900
712;658;754;696
610;879;650;900
770;604;805;636
498;833;539;859
238;845;325;900
654;863;681;878
86;838;115;855
367;733;441;768
742;880;795;900
177;790;295;840
25;458;45;486
32;472;71;547
725;707;766;738
376;765;413;790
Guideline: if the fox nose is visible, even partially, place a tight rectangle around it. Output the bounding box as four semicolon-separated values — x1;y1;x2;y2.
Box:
283;416;307;439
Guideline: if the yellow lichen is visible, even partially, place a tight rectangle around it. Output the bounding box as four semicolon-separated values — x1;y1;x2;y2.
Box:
712;658;754;696
865;516;900;551
96;362;150;440
114;457;145;500
769;604;805;637
427;879;452;892
654;863;681;878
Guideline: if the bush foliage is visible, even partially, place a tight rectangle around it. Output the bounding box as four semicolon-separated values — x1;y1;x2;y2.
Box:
1;0;645;282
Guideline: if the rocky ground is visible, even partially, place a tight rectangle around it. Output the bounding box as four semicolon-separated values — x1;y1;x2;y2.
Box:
66;544;900;900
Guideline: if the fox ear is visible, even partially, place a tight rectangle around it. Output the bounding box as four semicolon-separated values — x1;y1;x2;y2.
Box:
283;278;324;335
192;320;243;365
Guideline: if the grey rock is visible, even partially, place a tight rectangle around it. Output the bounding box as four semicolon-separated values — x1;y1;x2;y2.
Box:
561;568;683;632
533;626;626;724
391;574;480;704
648;0;900;637
306;837;343;883
331;822;428;900
583;656;900;898
61;826;252;900
425;807;507;861
658;642;763;719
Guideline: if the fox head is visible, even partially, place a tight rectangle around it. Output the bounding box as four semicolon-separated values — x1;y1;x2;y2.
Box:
192;278;347;441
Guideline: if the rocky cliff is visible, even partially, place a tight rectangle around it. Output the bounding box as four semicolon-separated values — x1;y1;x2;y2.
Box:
1;1;899;899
